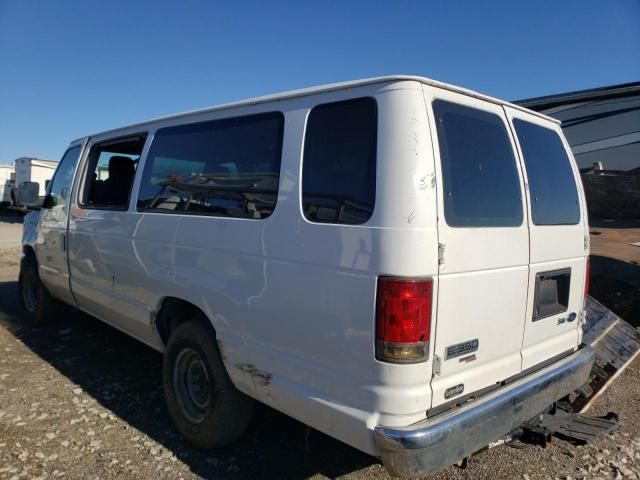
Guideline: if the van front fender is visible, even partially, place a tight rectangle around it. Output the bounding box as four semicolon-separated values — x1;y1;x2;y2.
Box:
21;210;40;254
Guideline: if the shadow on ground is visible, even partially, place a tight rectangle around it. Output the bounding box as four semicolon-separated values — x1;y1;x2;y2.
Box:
0;278;377;479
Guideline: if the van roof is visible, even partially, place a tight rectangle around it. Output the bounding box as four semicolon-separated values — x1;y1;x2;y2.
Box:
75;75;560;142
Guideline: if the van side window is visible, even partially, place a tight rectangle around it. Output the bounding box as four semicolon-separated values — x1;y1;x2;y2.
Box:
137;112;284;219
82;135;146;209
302;97;377;225
433;100;523;227
513;120;580;225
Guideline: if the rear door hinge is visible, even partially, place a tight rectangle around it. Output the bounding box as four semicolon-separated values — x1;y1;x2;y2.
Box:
584;234;589;252
432;354;441;377
438;243;446;265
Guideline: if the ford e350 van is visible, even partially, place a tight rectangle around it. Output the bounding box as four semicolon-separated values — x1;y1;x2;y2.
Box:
19;76;593;477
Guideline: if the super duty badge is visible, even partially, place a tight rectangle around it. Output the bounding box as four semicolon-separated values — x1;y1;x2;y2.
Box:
445;383;465;399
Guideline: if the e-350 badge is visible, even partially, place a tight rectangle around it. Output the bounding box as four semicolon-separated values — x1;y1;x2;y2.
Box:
445;339;479;360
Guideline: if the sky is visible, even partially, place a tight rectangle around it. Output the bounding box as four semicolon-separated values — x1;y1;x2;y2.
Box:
0;0;639;164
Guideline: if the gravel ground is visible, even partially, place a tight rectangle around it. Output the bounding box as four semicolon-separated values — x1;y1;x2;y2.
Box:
0;215;22;249
0;246;639;479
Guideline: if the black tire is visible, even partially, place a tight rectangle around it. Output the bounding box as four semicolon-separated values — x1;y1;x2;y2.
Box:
18;255;59;324
163;319;254;449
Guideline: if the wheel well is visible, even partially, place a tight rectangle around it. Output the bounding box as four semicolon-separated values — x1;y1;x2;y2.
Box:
155;297;214;346
22;245;36;259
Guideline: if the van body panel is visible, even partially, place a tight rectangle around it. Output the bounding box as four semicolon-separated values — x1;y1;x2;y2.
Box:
423;85;530;408
36;141;86;306
68;208;163;347
504;106;587;370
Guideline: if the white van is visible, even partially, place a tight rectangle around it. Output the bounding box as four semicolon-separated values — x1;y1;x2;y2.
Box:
20;76;593;477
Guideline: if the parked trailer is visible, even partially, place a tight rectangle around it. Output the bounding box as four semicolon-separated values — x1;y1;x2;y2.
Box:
12;157;58;206
0;165;15;207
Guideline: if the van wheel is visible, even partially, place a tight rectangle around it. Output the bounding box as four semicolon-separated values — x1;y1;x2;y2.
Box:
163;320;254;449
18;255;58;324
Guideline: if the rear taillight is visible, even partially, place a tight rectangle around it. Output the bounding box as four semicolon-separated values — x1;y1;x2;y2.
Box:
585;256;590;297
375;277;433;363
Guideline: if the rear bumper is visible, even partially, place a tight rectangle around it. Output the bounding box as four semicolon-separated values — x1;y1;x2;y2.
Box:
374;346;595;477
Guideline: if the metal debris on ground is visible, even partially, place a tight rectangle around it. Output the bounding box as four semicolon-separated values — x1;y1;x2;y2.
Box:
570;296;640;412
521;402;617;448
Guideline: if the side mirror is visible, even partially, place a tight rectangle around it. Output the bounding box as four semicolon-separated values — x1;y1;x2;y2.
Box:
17;182;41;207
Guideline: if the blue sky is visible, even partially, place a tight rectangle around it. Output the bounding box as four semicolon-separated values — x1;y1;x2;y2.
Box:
0;0;638;164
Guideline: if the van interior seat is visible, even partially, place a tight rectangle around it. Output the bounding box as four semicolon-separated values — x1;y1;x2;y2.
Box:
104;155;135;205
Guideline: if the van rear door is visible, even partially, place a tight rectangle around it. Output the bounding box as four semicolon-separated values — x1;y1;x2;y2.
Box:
424;87;529;409
505;107;588;370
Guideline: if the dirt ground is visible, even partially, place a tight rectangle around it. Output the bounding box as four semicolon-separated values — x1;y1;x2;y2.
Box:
1;246;639;480
590;219;640;266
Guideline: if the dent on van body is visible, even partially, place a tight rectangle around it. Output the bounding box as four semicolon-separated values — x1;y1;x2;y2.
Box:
21;211;39;251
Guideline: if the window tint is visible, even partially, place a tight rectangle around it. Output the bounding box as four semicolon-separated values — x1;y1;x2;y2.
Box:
82;135;146;209
49;146;81;208
433;100;523;227
302;97;377;225
513;120;580;225
137;112;284;219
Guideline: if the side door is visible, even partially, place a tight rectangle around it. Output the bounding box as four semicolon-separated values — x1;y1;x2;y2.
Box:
505;107;588;370
424;87;530;409
68;133;155;343
36;141;86;305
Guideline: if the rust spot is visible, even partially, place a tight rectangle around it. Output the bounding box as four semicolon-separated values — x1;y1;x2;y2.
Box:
236;364;272;386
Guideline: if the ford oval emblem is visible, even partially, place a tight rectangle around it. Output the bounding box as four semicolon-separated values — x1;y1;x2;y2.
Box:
567;312;577;322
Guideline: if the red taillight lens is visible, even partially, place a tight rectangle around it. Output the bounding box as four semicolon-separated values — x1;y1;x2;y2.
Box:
585;256;590;297
375;277;433;363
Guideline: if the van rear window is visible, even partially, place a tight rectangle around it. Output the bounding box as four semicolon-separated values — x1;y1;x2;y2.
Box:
137;112;284;219
513;120;581;225
302;98;377;225
433;100;523;227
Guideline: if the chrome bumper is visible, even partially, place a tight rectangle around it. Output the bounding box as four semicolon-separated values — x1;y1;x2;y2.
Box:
374;346;595;478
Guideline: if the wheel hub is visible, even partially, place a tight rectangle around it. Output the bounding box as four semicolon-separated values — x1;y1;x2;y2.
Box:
173;348;211;423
